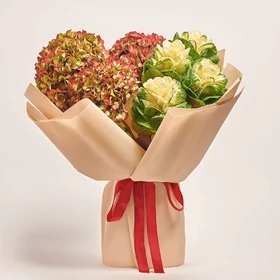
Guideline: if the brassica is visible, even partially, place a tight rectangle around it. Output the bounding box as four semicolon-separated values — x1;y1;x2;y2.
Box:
173;30;219;64
182;58;228;106
131;76;190;135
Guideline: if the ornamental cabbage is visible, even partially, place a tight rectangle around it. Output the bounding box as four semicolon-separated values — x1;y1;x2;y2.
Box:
173;30;219;64
182;58;228;107
142;40;191;83
152;40;191;74
131;76;190;135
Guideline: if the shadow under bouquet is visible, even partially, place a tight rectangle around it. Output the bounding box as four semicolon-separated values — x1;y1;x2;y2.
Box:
25;30;243;273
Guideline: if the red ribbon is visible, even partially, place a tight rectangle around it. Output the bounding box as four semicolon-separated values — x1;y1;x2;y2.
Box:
106;179;184;273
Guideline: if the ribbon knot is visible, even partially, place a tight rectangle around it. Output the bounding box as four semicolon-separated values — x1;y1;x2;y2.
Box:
106;179;184;273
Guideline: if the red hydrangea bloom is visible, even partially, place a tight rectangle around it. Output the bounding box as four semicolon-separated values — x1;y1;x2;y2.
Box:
67;57;140;123
110;31;165;78
35;30;108;111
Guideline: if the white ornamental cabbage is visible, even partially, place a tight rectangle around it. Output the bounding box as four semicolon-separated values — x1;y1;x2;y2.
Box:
173;30;219;64
181;30;213;54
152;40;191;74
182;58;228;106
131;76;190;135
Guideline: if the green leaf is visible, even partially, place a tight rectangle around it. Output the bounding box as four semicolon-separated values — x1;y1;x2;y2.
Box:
132;121;155;136
201;95;222;104
174;102;191;109
143;105;159;118
173;32;181;41
161;69;182;82
200;75;228;97
168;82;187;105
142;62;164;83
187;95;206;108
154;60;166;71
182;70;199;97
177;38;201;62
200;44;219;64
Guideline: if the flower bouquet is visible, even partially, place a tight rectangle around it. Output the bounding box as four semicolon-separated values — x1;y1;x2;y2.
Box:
25;30;243;273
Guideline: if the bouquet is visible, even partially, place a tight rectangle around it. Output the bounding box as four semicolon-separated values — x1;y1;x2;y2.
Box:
25;29;243;273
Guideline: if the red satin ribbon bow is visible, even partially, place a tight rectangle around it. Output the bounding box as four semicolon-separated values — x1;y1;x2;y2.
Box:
106;179;184;273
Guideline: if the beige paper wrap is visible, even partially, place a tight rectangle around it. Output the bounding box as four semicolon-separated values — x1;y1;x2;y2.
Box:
24;53;243;270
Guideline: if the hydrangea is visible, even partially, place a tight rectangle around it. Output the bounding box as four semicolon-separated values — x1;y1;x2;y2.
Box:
35;30;108;111
131;76;190;135
110;31;165;78
68;58;140;123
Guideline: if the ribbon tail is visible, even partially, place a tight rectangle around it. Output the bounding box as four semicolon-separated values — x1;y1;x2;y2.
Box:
144;182;164;273
107;179;133;222
133;182;149;273
107;180;184;274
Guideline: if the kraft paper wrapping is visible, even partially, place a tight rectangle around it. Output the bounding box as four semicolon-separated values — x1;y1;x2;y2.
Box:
24;51;243;269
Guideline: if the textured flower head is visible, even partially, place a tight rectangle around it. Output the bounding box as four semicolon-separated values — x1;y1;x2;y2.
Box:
174;30;219;63
110;31;165;77
68;58;140;123
153;40;191;74
143;77;185;113
193;58;221;86
182;58;228;106
131;76;190;135
180;30;213;54
35;30;108;111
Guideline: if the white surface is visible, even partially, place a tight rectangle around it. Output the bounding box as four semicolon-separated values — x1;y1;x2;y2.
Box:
0;0;279;279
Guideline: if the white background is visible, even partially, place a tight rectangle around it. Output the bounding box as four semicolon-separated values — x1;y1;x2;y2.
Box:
0;0;279;279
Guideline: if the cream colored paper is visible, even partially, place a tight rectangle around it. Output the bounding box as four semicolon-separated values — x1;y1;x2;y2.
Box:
25;52;243;269
102;181;185;268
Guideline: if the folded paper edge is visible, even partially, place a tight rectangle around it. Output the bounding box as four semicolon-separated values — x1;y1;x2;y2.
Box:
167;85;243;118
24;83;62;119
223;63;243;89
130;88;244;182
217;79;242;105
218;49;225;69
26;102;48;121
